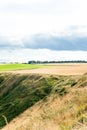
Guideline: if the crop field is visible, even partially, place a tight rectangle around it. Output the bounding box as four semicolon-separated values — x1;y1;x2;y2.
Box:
0;63;87;75
0;64;47;71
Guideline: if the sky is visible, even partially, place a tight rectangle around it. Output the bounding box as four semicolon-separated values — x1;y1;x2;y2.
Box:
0;0;87;62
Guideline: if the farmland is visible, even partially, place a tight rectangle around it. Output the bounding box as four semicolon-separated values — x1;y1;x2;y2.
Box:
0;64;44;71
0;63;87;75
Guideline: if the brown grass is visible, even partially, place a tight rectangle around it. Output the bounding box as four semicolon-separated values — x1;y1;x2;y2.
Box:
1;72;87;130
2;86;87;130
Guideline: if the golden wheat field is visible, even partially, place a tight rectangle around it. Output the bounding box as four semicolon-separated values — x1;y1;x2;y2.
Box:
8;63;87;75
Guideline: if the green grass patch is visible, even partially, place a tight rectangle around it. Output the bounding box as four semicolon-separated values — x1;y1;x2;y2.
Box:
0;64;46;71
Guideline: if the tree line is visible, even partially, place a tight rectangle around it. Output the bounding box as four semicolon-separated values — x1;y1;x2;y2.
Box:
28;60;87;64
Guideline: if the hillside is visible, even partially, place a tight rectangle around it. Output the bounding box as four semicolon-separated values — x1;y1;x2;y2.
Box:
0;73;87;130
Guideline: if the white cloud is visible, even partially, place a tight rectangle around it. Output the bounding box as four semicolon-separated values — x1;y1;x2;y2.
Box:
0;0;87;62
0;0;87;39
0;49;87;63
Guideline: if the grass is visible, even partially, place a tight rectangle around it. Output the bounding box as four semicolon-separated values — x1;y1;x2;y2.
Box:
0;74;54;128
0;73;87;130
0;64;46;71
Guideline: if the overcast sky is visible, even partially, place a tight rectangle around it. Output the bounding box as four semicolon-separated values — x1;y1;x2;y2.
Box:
0;0;87;62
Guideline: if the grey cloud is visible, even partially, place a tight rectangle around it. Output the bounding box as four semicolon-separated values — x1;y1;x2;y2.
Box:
0;38;10;49
0;38;23;50
22;34;87;51
0;33;87;51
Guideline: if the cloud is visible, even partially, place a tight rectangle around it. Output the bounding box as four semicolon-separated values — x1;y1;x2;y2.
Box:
0;49;87;63
0;0;87;62
0;37;23;49
0;0;58;14
0;0;87;38
0;31;87;51
22;33;87;51
0;37;11;49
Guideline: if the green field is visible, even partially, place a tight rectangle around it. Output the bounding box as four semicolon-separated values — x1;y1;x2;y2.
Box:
0;64;47;71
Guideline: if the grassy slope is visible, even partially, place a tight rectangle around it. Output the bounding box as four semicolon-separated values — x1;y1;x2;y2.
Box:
0;73;87;130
